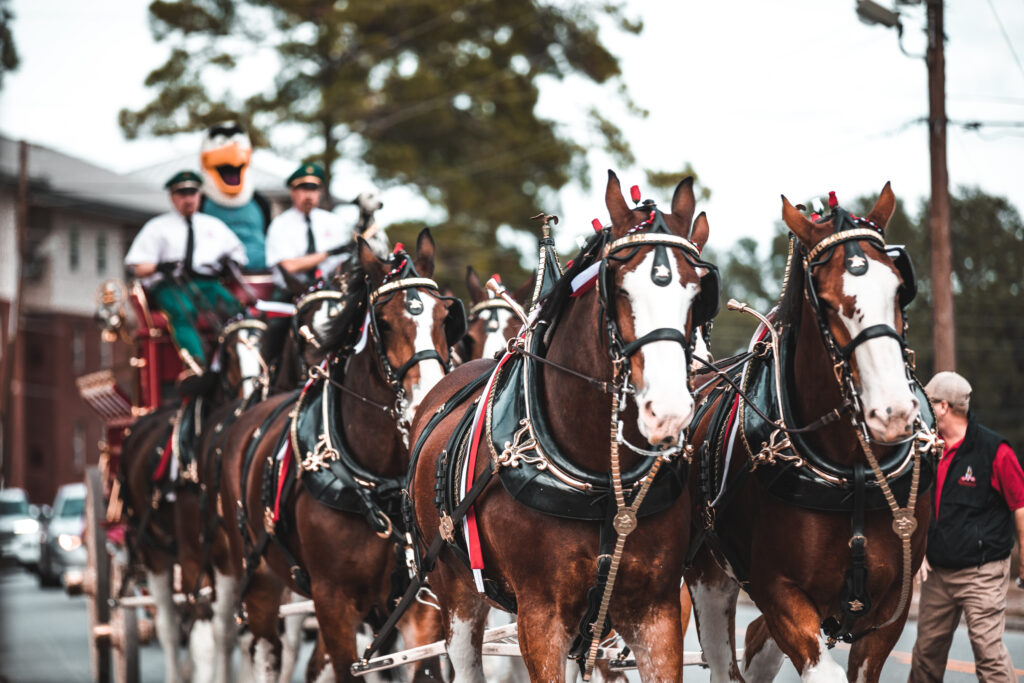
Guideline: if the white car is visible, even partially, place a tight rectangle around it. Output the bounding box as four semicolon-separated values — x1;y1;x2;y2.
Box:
37;482;87;587
0;487;41;568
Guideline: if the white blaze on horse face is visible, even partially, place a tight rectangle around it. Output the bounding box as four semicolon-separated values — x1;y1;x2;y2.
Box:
405;295;445;420
481;309;515;360
622;251;698;446
235;330;263;400
838;260;919;442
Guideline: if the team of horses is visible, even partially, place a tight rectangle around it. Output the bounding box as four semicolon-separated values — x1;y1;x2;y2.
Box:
113;173;939;682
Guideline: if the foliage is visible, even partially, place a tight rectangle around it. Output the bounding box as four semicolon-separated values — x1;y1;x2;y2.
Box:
121;0;656;288
0;0;18;88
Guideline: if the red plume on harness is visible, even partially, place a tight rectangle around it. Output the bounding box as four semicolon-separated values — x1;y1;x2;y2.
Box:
630;185;642;204
591;219;603;232
828;191;838;209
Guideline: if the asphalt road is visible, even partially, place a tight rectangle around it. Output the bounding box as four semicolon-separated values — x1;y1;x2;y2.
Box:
1;565;1021;682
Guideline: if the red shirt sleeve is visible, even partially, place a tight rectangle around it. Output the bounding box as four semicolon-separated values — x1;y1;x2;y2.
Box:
991;443;1024;511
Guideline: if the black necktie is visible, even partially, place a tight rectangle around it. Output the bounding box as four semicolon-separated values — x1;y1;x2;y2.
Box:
305;213;316;255
184;214;196;276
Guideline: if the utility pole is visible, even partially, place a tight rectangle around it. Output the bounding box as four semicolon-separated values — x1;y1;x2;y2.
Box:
925;0;956;371
1;140;28;487
856;0;956;371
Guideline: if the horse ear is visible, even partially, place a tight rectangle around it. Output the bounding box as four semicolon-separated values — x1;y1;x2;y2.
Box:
466;266;485;303
357;237;386;283
605;170;634;236
511;275;534;304
690;211;710;252
415;228;436;278
782;195;830;247
671;176;696;233
865;181;896;231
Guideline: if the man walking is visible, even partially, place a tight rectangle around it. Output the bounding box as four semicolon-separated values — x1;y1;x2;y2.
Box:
909;371;1024;682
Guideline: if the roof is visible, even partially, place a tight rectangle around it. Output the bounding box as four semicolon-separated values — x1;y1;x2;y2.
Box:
127;150;291;201
0;133;168;222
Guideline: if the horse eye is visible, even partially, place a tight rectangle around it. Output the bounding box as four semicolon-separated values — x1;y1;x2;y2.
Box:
377;319;391;333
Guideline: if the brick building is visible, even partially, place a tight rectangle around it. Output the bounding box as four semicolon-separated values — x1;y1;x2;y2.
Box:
0;135;287;505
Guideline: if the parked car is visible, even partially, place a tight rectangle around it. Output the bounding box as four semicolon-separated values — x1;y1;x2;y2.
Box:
0;487;40;568
37;482;87;587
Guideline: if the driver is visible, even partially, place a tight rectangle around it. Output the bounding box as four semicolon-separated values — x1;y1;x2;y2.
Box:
124;170;247;390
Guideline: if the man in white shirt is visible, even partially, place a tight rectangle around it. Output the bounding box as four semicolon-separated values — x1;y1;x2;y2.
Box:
124;170;248;379
265;163;352;291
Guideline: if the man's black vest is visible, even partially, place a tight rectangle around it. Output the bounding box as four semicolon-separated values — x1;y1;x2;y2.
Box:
927;419;1015;569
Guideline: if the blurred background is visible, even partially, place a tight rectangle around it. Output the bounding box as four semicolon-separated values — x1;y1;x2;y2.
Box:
1;0;1023;497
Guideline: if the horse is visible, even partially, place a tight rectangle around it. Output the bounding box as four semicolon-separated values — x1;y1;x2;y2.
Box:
220;230;462;682
118;317;267;683
407;171;719;682
683;183;940;682
459;266;531;362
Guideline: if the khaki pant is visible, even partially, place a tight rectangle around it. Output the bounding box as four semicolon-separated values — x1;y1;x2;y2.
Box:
909;557;1016;683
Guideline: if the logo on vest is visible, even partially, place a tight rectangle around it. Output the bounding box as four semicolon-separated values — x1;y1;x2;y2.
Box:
958;465;977;487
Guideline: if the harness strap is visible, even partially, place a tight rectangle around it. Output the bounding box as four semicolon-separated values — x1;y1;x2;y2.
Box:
619;326;690;358
192;406;241;599
824;463;872;645
837;324;904;359
357;464;496;669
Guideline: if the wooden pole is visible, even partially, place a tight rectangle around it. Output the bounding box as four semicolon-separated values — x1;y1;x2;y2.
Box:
1;140;28;486
926;0;956;372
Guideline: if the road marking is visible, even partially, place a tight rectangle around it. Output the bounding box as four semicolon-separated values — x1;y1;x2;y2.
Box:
832;643;1024;676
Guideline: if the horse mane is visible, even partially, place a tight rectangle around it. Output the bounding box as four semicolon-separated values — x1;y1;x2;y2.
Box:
535;230;609;347
310;263;370;359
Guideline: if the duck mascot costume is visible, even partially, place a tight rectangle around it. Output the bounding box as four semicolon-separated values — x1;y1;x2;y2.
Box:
199;121;271;270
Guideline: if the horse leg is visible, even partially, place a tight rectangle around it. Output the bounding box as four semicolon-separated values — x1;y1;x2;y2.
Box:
245;570;287;683
515;609;572;683
614;599;684;682
845;584;915;683
686;554;744;683
757;583;845;682
396;600;445;681
306;633;335;683
147;568;183;683
437;568;490;683
741;616;785;683
308;586;363;683
211;569;239;683
279;589;304;683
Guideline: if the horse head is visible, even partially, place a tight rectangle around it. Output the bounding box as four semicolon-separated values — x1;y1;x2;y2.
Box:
463;266;526;361
782;182;920;443
216;318;268;401
360;229;465;423
603;171;717;447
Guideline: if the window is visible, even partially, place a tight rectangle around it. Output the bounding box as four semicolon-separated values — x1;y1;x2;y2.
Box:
96;233;107;274
69;226;80;271
73;422;86;473
100;340;112;369
72;326;86;374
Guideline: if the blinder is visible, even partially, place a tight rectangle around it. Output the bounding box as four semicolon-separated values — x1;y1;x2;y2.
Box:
887;246;917;309
599;208;720;357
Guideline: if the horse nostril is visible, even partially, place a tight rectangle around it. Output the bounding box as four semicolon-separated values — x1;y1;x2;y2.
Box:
644;401;657;419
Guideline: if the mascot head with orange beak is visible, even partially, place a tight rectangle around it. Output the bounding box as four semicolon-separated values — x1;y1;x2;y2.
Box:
200;121;254;208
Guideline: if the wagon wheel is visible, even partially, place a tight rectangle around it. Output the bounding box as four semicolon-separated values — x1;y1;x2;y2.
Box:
85;466;112;683
111;555;140;683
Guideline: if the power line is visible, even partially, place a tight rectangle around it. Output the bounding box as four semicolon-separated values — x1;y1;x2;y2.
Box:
984;0;1024;88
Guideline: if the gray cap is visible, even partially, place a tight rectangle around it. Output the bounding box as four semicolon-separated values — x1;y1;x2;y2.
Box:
925;371;971;413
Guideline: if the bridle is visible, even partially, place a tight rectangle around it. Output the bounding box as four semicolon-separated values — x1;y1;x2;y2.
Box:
213;317;269;400
800;206;918;443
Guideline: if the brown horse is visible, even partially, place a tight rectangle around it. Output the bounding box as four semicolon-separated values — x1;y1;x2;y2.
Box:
409;171;717;682
459;267;531;363
684;184;939;682
119;318;267;683
220;231;459;681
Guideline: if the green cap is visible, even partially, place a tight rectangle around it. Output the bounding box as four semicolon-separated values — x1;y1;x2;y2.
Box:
286;163;325;188
164;170;203;192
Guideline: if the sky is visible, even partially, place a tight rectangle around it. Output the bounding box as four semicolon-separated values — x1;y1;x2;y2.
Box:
2;0;1023;260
